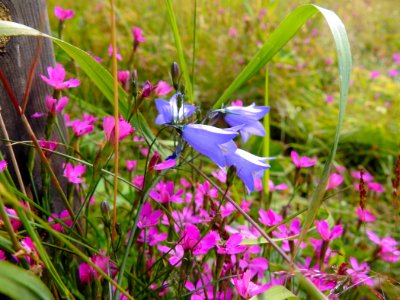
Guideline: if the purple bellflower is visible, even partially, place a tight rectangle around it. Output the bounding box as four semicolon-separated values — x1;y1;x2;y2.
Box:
224;142;270;193
181;124;238;167
223;103;270;142
155;93;196;125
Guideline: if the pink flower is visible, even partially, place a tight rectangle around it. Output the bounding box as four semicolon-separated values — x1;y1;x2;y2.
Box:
132;26;145;51
63;162;86;184
325;94;334;103
138;227;167;246
193;231;220;255
149;181;183;204
48;210;72;232
291;150;317;168
41;63;80;90
141;80;155;98
369;70;380;79
217;233;247;255
388;69;399;77
108;45;122;61
315;220;343;241
231;270;268;299
367;182;384;193
259;209;282;227
126;160;137;172
5;208;21;231
45;95;68;115
103;116;134;144
272;218;306;252
366;230;400;262
356;207;376;222
155;80;173;96
231;99;243;106
351;170;373;182
393;53;400;64
117;70;130;90
66;114;96;136
0;250;5;260
137;203;162;229
268;180;288;192
132;175;144;189
325;58;333;65
228;26;238;38
0;160;7;172
153;158;176;170
79;250;113;284
211;169;227;183
54;6;75;21
346;257;374;286
326;173;344;190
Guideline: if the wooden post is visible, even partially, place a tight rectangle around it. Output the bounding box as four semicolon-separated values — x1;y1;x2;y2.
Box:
0;0;68;213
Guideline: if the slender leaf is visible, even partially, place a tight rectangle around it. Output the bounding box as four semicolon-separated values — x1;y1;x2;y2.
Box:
0;261;53;300
211;4;351;257
260;285;299;300
165;0;193;102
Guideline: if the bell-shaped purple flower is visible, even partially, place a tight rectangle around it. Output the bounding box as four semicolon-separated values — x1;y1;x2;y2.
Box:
182;124;238;167
225;146;270;193
155;93;196;125
223;103;269;142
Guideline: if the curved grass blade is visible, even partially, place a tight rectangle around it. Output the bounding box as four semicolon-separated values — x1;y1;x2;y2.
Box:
211;4;351;258
0;20;165;156
165;0;194;102
0;261;53;300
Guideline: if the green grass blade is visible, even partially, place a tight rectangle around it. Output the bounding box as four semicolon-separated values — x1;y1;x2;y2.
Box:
165;0;194;102
0;261;53;300
0;20;165;156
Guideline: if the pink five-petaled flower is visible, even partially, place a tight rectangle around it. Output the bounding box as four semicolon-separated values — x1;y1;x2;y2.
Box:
394;53;400;64
48;210;73;232
137;227;167;246
126;160;137;172
231;270;268;299
258;208;282;227
137;203;162;229
217;233;247;255
272;218;306;252
108;45;122;61
0;160;7;172
366;230;400;262
149;181;184;204
4;207;21;231
54;6;75;21
66;113;96;137
369;70;380;79
132;26;145;51
291;150;317;168
268;179;288;192
356;207;376;222
63;162;86;184
155;80;173;96
103;116;134;144
326;173;344;190
79;250;114;284
117;70;130;90
315;220;343;241
346;257;374;286
41;63;80;90
45;95;68;115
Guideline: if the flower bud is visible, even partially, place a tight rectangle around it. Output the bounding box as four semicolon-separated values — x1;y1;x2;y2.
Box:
171;62;180;90
101;201;111;227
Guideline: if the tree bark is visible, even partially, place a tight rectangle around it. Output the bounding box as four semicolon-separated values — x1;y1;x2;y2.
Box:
0;0;68;213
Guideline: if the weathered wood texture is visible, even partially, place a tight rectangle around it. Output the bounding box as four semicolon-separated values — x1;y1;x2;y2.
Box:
0;0;68;213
